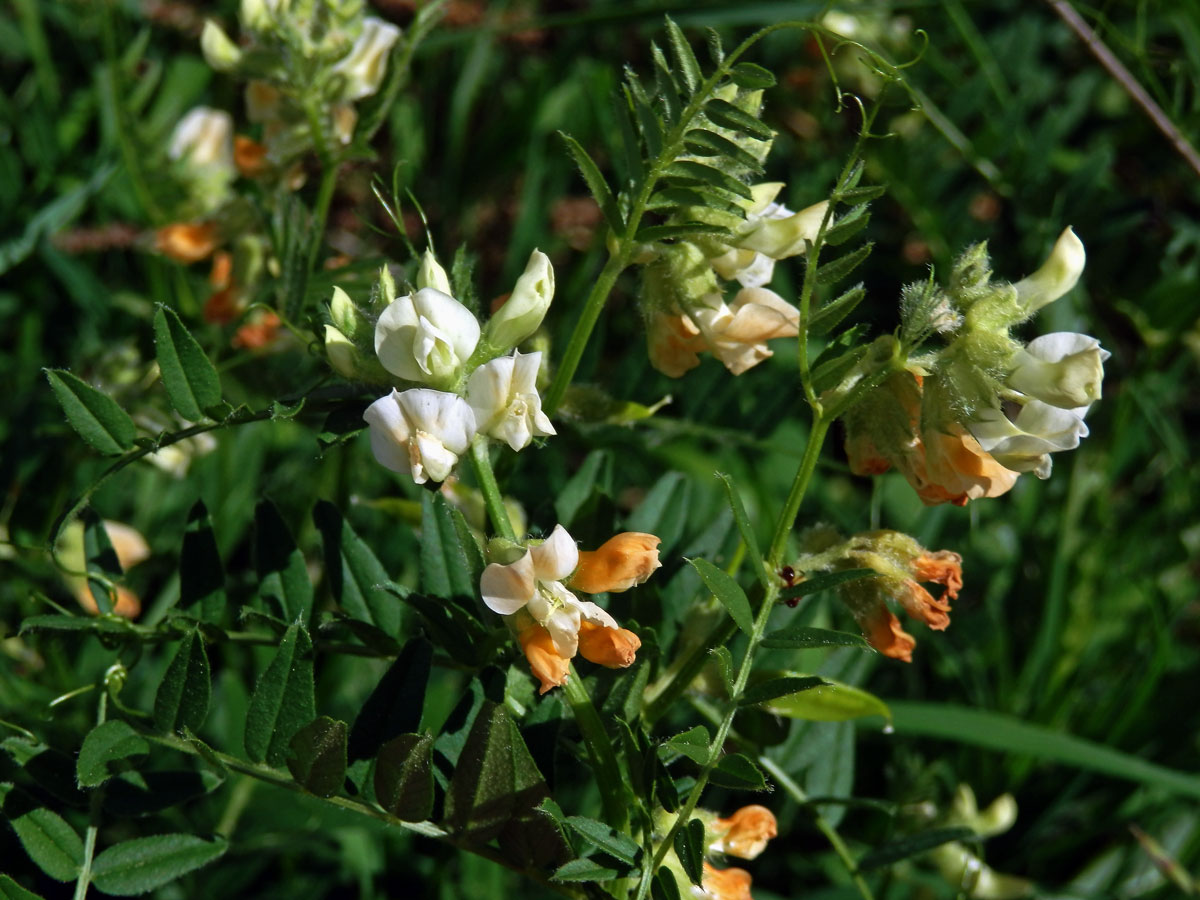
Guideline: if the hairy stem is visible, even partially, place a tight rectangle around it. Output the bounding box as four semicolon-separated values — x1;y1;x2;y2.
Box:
767;415;831;568
563;665;630;833
73;690;108;900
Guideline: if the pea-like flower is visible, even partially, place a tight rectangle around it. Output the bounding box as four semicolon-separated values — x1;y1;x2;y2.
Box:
480;525;654;692
966;400;1090;479
483;249;555;353
1006;332;1109;410
1013;226;1086;313
362;388;476;484
698;863;753;900
569;532;662;594
466;351;555;451
707;183;829;288
374;286;481;387
169;107;234;171
709;806;778;860
331;17;402;101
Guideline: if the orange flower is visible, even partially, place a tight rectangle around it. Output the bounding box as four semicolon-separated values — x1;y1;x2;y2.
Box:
518;623;570;695
570;532;662;594
234;135;269;178
577;620;641;668
701;862;753;900
76;586;141;620
232;310;282;350
913;549;963;599
711;805;777;860
854;600;917;662
905;425;1019;506
156;222;218;263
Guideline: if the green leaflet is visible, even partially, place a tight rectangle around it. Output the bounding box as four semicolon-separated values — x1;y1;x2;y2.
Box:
46;369;136;456
89;834;228;895
153;630;211;735
244;623;316;767
76;720;149;788
152;304;223;421
286;716;348;798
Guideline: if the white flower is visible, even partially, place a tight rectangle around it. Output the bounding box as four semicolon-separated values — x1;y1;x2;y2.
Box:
466;351;555;451
690;287;800;374
967;400;1090;479
1013;227;1086;313
374;287;480;386
480;525;617;657
363;388;476;484
169;107;234;170
1007;331;1109;409
331;17;402;101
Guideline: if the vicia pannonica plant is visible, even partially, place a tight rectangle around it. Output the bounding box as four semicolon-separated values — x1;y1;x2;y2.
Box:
9;5;1134;900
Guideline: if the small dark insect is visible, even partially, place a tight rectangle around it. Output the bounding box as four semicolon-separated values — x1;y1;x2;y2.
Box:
779;566;801;607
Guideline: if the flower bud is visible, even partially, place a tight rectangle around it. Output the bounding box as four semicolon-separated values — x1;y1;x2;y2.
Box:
156;223;219;263
1013;226;1085;313
569;532;661;594
371;263;396;312
518;622;570;695
737;199;828;260
710;806;778;860
240;0;275;31
577;620;641;668
374;287;481;386
484;249;555;353
201;20;243;72
329;285;364;340
1006;332;1108;409
416;249;452;294
331;16;402;101
324;325;358;378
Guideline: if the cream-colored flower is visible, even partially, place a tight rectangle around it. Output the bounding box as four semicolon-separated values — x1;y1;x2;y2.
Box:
1013;226;1085;312
967;400;1089;478
708;183;828;287
690;287;799;374
1007;331;1109;409
169;107;234;170
466;351;555;451
362;388;476;484
374;287;480;385
331;17;402;101
416;249;452;294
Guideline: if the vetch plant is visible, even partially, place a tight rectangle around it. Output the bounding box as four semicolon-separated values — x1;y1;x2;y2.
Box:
14;8;1154;900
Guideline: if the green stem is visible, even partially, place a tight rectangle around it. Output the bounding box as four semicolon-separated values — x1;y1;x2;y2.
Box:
543;251;628;415
307;162;340;272
767;415;831;568
757;755;874;900
73;691;108;900
563;665;629;833
469;437;517;541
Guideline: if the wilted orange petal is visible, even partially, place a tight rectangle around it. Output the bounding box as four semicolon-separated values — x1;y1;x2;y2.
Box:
857;603;915;662
577;620;640;669
898;580;951;631
913;549;963;599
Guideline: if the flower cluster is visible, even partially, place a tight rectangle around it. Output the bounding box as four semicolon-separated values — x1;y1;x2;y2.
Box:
339;250;556;483
202;0;401;171
635;86;827;378
660;804;778;900
480;527;660;693
794;528;963;661
845;228;1108;504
